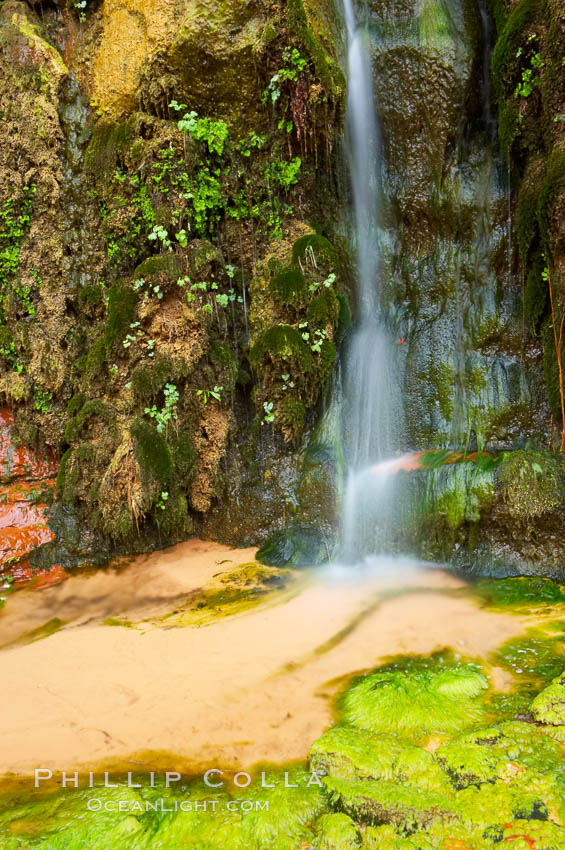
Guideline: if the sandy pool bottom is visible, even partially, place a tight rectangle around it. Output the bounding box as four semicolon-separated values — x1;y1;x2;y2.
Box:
0;540;534;779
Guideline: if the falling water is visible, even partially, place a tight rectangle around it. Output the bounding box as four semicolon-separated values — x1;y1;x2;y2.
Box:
339;0;403;562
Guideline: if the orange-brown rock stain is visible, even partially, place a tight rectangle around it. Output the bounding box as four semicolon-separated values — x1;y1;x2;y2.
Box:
0;408;62;585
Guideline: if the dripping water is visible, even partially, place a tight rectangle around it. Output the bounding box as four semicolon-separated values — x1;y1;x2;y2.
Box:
339;0;404;563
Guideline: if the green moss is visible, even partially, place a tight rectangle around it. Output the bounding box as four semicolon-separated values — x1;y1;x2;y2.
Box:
492;630;565;697
250;324;314;372
310;726;404;782
279;394;306;438
84;336;107;378
130;419;173;487
524;253;547;330
314;813;362;849
323;776;456;830
537;148;565;252
131;355;182;401
490;0;509;33
155;490;189;537
133;252;183;282
84;120;135;179
472;576;565;610
168;429;197;486
497;99;519;159
210;343;238;393
269;266;307;305
531;671;565;725
516;157;546;263
56;448;72;491
64;399;112;443
453;778;554;832
393;748;453;796
105;506;135;541
496;450;563;521
336;293;352;339
542;319;562;419
78;284;105;308
491;0;547;99
340;662;488;743
66;394;85;416
75;443;95;463
306;288;339;327
418;0;452;45
499;821;565;848
292;233;337;265
286;0;344;98
319;338;337;380
436;740;508;789
103;284;138;350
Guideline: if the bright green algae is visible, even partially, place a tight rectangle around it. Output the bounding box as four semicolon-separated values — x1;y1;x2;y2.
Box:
3;579;565;848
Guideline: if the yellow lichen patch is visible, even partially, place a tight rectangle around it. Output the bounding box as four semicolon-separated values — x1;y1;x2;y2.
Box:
91;0;184;114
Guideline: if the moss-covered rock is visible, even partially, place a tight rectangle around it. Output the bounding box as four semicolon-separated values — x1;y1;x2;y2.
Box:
340;663;488;743
314;812;362;850
531;671;565;725
310;726;405;782
323;776;457;830
496;450;564;522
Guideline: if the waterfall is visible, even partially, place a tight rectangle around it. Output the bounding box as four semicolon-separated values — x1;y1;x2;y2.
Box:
339;0;404;562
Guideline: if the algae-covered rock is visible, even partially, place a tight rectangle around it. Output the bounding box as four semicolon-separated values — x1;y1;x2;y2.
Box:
314;812;362;850
310;726;405;781
340;663;488;742
323;776;457;830
496;450;564;522
531;671;565;726
472;576;565;610
433;719;564;790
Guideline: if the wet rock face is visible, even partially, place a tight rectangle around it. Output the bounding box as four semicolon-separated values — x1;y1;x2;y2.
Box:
93;0;273;125
0;407;60;585
0;0;345;562
368;0;545;456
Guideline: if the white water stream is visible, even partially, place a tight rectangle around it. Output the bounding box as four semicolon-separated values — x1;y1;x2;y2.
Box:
340;0;403;561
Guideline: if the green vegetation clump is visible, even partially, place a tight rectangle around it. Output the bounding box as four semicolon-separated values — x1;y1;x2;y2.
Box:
314;812;362;849
269;266;307;305
307;288;339;327
496;450;563;521
103;284;138;350
250;324;314;372
340;663;488;742
310;726;404;781
491;0;547;99
524;253;547;330
168;429;197;485
292;233;337;265
323;776;456;830
130;419;173;488
66;394;85;416
278;394;306;438
131;355;188;401
537;148;565;251
531;671;565;725
472;576;565;609
64;399;113;444
78;284;105;308
542;319;563;420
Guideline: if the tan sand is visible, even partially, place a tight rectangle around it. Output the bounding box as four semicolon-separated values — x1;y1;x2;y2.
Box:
0;541;530;778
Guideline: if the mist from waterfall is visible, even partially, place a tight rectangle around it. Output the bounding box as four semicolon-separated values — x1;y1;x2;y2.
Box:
339;0;403;563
